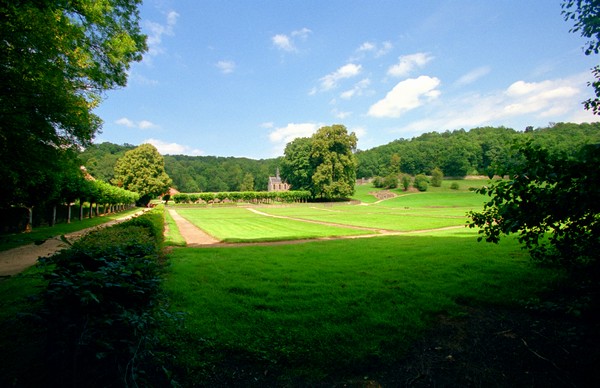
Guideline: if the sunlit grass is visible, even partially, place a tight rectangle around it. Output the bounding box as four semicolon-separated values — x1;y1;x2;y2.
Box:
164;235;561;384
175;207;371;242
163;208;186;247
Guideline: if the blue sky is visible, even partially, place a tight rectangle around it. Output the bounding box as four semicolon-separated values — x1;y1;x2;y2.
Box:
94;0;599;159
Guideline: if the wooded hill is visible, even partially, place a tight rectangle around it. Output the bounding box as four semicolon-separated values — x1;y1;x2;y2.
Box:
79;122;600;192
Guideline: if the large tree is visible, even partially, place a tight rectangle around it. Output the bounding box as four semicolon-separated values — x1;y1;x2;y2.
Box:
113;144;172;206
311;125;358;199
0;0;146;206
280;137;314;191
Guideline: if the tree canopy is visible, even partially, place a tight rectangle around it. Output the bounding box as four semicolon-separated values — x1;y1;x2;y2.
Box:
0;0;146;207
467;141;600;272
563;0;600;113
280;125;357;199
113;144;172;205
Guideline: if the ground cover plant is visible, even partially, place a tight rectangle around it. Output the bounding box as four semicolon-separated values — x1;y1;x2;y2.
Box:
175;207;371;242
162;234;563;385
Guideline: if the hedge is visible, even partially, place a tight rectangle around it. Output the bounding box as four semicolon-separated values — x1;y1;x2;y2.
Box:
38;208;168;386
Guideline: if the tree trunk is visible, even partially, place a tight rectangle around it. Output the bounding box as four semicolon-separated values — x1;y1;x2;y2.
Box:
25;207;33;232
67;203;72;224
79;201;83;221
51;205;57;227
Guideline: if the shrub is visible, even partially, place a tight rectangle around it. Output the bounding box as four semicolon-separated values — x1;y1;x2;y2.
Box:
450;182;460;190
372;176;385;188
431;167;443;187
414;174;429;191
384;174;399;189
401;175;411;191
38;210;168;386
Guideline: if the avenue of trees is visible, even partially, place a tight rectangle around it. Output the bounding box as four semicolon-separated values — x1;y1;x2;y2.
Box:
0;0;147;229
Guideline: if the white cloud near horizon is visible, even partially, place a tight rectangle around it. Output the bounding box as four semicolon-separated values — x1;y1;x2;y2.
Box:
116;117;159;130
144;138;204;156
387;53;433;77
272;27;312;52
392;73;594;135
268;122;320;156
368;76;442;118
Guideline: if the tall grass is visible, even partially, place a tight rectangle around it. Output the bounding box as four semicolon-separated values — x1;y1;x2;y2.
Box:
164;234;561;384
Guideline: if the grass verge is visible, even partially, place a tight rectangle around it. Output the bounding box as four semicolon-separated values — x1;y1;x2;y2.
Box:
0;207;143;252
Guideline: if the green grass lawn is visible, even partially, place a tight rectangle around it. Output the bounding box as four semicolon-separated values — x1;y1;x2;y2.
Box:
163;208;186;247
163;233;561;385
175;207;372;242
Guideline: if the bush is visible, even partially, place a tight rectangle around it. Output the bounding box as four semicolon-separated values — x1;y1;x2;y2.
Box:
431;167;443;187
38;209;168;386
414;174;429;191
450;182;460;190
384;174;399;189
372;176;385;188
401;175;411;191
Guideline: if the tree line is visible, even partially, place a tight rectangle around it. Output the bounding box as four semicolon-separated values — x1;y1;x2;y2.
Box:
78;122;599;196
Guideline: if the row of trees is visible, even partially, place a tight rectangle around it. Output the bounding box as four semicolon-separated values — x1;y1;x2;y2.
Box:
78;123;599;198
0;0;147;231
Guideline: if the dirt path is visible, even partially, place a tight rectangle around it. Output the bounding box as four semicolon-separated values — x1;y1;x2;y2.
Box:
167;209;220;246
0;209;150;277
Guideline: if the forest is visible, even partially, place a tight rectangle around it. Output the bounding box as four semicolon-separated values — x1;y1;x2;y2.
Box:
78;122;600;192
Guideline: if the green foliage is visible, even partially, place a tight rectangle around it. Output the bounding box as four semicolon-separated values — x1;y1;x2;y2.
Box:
38;209;167;386
401;174;412;191
0;1;146;207
431;167;444;187
172;191;311;204
450;182;460;190
563;0;600;114
281;137;314;191
468;141;600;271
113;144;172;205
414;174;429;191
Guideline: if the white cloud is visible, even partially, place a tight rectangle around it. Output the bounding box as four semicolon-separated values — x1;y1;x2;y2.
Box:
272;27;312;52
268;122;320;155
340;78;371;99
115;117;135;128
332;109;352;119
393;73;592;135
355;41;393;58
387;52;433;77
216;60;236;74
144;138;204;156
145;10;179;58
318;63;362;92
454;66;491;86
368;76;441;118
116;117;159;130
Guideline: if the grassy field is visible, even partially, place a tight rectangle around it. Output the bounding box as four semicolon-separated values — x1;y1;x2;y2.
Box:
157;179;571;384
175;207;372;242
164;234;560;385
